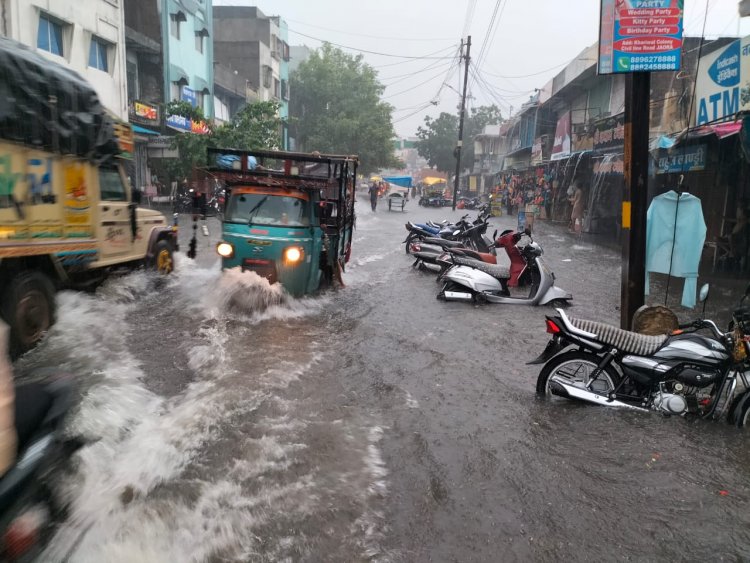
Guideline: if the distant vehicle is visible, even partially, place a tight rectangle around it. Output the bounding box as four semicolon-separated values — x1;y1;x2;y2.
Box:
206;149;357;296
0;37;177;357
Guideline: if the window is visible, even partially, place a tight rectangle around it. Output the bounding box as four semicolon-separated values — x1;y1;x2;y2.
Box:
169;13;182;39
89;36;109;72
126;58;139;100
170;82;181;101
99;168;127;201
37;13;63;56
262;66;272;89
273;78;280;99
226;193;310;227
195;33;203;53
281;79;289;101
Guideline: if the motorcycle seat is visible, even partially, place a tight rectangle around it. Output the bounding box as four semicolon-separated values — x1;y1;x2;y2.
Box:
453;257;509;280
421;237;463;247
567;315;667;356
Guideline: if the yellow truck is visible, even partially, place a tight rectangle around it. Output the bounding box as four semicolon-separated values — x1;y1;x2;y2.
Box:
0;37;177;356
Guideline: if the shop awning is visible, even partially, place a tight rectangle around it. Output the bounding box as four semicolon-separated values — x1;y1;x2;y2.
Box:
678;121;743;142
382;176;412;188
422;176;446;185
649;135;676;150
193;76;210;94
132;124;160;136
169;64;189;85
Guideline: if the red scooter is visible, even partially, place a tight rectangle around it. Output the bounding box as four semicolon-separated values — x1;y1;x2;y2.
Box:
495;228;532;287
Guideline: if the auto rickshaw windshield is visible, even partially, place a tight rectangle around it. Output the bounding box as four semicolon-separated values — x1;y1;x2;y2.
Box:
226;193;310;227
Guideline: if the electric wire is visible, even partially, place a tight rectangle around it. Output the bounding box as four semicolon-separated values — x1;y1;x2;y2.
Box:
380;58;454;84
284;17;455;42
383;64;461;99
288;28;458;60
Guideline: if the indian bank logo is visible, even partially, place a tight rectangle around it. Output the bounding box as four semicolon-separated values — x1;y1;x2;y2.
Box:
708;41;740;87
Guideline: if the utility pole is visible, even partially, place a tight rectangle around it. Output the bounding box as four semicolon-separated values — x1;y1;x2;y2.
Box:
620;71;650;329
452;35;471;211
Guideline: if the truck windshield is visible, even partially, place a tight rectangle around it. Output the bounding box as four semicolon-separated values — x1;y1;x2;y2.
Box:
226;193;310;227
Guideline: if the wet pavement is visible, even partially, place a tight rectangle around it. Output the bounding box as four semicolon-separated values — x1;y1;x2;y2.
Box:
14;195;750;562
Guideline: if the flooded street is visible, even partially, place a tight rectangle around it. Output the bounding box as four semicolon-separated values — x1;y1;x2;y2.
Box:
15;196;750;562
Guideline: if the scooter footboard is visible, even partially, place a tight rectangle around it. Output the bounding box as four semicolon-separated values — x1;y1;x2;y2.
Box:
539;285;572;305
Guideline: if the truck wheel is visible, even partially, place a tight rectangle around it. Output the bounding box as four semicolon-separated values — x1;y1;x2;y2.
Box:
152;240;174;274
1;272;56;357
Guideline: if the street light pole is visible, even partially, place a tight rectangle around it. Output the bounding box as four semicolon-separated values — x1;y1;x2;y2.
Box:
452;35;471;211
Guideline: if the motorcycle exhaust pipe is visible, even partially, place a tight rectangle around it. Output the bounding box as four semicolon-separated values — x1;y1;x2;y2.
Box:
548;376;648;411
443;290;474;301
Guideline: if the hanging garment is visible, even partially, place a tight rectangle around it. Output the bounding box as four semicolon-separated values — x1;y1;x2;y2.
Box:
645;191;706;308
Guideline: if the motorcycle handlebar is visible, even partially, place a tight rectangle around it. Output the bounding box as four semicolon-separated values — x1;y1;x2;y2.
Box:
678;319;727;340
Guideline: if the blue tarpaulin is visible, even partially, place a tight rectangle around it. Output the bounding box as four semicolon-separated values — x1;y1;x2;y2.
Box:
382;176;413;188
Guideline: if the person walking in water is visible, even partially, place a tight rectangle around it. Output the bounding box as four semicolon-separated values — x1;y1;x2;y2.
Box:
368;182;379;212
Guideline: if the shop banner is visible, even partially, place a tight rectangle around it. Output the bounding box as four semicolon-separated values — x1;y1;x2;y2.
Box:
166;114;210;135
695;37;750;125
550;112;571;161
593;114;625;152
598;0;683;74
655;144;707;174
531;137;544;165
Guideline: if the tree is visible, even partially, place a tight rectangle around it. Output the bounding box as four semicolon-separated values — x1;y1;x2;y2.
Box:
415;105;503;175
159;100;282;183
415;112;458;174
213;100;282;150
290;43;399;174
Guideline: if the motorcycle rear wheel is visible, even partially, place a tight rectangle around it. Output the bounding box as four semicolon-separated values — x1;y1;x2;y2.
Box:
729;390;750;428
536;351;620;399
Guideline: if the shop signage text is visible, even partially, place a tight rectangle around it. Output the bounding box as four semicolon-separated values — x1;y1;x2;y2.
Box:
598;0;684;74
656;145;706;174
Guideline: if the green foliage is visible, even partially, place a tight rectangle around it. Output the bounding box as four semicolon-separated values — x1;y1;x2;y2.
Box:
160;101;282;182
213;100;282;150
290;43;399;175
415;112;458;174
415;105;503;175
166;100;206;123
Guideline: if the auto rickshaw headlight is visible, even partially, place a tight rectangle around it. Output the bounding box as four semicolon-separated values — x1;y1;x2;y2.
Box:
217;242;234;258
283;246;304;264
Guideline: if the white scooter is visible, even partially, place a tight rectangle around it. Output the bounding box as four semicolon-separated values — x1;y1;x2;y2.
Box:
436;238;572;305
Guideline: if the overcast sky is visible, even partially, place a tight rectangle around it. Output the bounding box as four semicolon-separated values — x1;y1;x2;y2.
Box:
215;0;750;137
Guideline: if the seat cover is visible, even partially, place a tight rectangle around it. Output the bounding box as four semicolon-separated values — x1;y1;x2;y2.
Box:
453;257;509;279
569;317;667;356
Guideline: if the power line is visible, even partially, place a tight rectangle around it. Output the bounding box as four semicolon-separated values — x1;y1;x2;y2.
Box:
383;64;462;99
284;17;456;42
288;28;459;60
473;0;505;75
379;58;454;84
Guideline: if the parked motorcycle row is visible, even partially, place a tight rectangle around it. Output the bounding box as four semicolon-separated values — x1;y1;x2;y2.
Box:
402;207;750;432
403;204;572;306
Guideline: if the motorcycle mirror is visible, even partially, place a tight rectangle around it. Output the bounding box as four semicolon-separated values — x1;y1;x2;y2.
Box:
492;229;498;240
524;226;532;236
699;283;710;303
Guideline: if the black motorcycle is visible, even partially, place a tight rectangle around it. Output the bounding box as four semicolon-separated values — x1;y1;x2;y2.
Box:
0;378;80;561
530;284;750;424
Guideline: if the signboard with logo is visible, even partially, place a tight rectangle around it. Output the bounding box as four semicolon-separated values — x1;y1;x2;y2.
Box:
598;0;684;74
129;101;159;125
656;144;707;174
694;38;750;125
166;114;210;135
550;111;571;161
181;86;197;107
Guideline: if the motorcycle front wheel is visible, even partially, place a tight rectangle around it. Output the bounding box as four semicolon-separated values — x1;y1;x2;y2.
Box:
536;351;620;399
729;390;750;428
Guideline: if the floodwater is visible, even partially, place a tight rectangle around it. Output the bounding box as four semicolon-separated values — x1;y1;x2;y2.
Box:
14;194;750;562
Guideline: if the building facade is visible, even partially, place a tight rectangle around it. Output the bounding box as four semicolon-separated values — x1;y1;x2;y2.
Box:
213;5;289;144
162;0;213;119
0;0;128;120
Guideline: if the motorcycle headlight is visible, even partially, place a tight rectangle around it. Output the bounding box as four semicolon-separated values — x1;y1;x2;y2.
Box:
283;246;304;265
217;242;234;258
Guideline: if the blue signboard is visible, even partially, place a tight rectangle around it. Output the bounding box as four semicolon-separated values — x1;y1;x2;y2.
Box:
656;145;707;174
181;86;197;107
166;114;191;132
599;0;684;74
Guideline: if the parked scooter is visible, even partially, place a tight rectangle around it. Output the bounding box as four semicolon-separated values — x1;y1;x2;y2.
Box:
404;204;491;254
0;378;81;561
436;233;571;305
529;284;750;425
